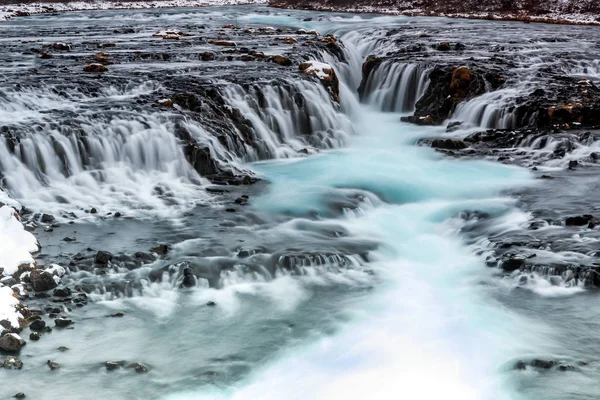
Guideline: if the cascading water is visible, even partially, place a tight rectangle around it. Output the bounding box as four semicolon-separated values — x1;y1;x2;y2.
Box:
2;7;599;400
359;61;431;113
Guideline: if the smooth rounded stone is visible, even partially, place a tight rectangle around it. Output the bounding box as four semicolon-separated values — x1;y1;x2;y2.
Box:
105;360;126;371
29;332;40;341
127;363;150;373
47;360;60;370
0;333;26;352
110;311;125;318
94;251;113;264
54;318;74;328
0;276;17;286
62;237;76;242
29;319;46;331
3;356;23;369
30;270;58;292
40;214;55;223
206;301;216;307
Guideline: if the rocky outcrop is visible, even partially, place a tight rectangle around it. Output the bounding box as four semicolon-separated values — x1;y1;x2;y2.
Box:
401;65;504;125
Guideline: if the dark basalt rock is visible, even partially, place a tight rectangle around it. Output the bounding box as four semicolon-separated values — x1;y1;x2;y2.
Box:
30;270;58;292
499;254;526;271
150;244;169;255
106;360;126;371
54;318;74;328
94;251;113;265
29;319;46;331
430;138;468;150
565;215;594;226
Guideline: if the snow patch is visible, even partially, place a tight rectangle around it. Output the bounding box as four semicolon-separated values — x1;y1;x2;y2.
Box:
0;286;22;330
0;206;38;276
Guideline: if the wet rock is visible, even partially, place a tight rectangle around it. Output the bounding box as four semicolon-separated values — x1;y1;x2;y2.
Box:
41;214;55;223
134;252;156;262
565;215;594;226
83;63;108;73
52;43;71;51
53;287;72;297
29;319;46;331
94;251;113;264
530;359;557;369
62;237;76;242
57;346;69;352
437;41;451;51
127;362;150;373
206;301;216;306
0;333;25;352
105;360;126;371
29;332;40;341
430;138;467;150
93;53;110;65
180;267;195;288
47;360;60;370
14;393;25;399
30;270;58;292
110;312;125;318
500;254;526;271
2;356;23;369
208;40;236;47
234;196;249;205
54;318;74;328
151;244;169;255
201;51;216;61
39;51;52;59
271;55;292;66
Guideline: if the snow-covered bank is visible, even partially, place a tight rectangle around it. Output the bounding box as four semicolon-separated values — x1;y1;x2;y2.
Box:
0;206;39;331
0;0;267;20
270;0;600;26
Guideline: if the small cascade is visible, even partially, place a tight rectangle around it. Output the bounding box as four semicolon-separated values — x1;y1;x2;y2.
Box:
359;61;431;113
451;89;519;130
221;79;353;159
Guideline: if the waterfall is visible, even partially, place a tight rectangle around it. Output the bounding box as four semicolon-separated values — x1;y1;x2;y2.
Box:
359;61;431;113
451;89;519;130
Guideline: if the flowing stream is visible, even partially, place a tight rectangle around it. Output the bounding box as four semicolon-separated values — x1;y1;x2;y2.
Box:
1;6;600;400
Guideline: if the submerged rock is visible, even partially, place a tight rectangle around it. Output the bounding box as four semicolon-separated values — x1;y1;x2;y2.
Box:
2;355;23;369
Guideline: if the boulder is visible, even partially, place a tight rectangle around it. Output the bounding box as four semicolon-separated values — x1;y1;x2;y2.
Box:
94;251;113;264
0;334;25;352
2;356;23;369
271;55;292;66
52;43;71;51
83;64;108;73
201;51;215;61
93;53;110;64
30;270;58;292
29;319;46;331
54;318;74;328
565;215;594;226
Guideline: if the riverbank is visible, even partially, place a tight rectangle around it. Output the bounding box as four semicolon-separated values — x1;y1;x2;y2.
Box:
269;0;600;26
